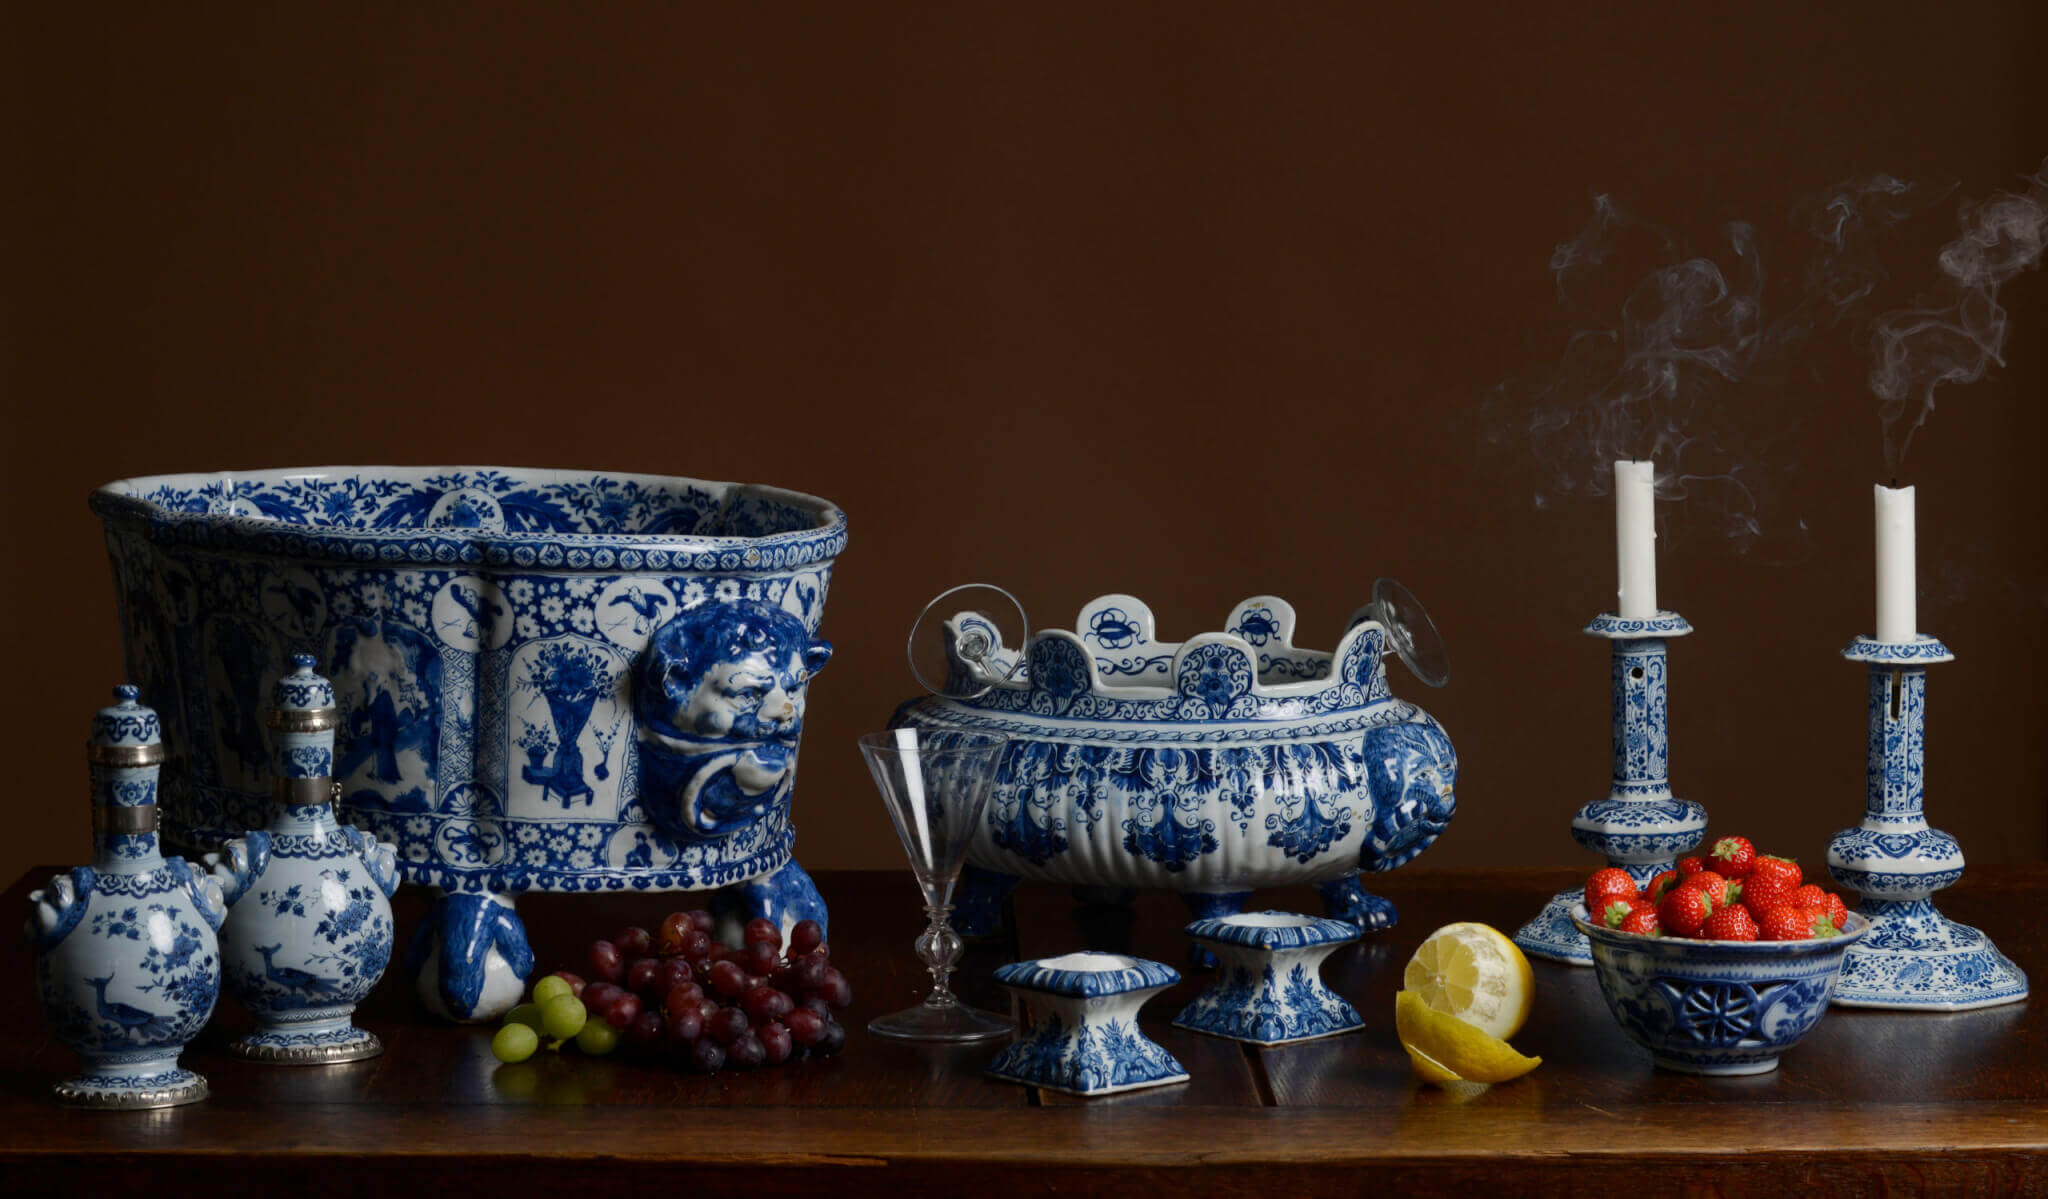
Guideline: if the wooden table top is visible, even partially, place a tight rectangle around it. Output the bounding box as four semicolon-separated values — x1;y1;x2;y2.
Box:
4;863;2044;1194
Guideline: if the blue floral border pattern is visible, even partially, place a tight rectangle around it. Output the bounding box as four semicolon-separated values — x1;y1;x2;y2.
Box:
992;955;1180;998
1841;635;1954;664
94;469;847;574
1183;911;1362;951
1583;611;1695;639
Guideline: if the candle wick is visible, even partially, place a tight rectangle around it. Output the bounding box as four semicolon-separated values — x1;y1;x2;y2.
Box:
1889;476;1899;489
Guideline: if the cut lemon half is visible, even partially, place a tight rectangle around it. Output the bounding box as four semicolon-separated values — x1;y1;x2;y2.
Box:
1401;921;1535;1040
1395;990;1542;1085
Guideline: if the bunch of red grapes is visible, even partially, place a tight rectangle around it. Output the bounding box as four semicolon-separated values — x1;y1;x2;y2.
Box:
554;912;851;1072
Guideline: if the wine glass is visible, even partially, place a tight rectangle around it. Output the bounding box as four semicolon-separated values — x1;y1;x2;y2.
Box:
858;728;1014;1042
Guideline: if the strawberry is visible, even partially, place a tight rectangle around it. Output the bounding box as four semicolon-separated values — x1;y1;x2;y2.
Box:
1821;891;1850;930
1685;870;1734;908
1709;835;1757;879
1757;905;1839;942
1618;905;1661;936
1594;896;1637;928
1702;905;1759;942
1791;884;1828;909
1584;867;1639;915
1741;858;1803;913
1678;856;1708;878
1749;855;1802;890
1658;884;1716;938
1647;869;1684;902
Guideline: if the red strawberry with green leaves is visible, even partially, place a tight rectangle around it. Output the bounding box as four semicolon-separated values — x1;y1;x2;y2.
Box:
1709;835;1757;879
1648;869;1684;902
1702;904;1759;942
1678;856;1708;877
1619;905;1661;936
1584;867;1639;916
1757;905;1839;942
1658;884;1717;938
1685;870;1735;908
1741;858;1803;913
1595;896;1638;928
1820;891;1850;930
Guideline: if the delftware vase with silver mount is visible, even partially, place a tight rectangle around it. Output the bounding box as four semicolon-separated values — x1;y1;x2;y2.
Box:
27;686;225;1108
207;654;401;1062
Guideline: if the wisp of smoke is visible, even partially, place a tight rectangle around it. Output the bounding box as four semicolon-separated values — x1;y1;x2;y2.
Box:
1870;159;2048;475
1482;176;1927;555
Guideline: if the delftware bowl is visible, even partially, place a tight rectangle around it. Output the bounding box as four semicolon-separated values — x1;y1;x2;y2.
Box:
891;594;1458;952
1573;905;1868;1075
93;466;844;1021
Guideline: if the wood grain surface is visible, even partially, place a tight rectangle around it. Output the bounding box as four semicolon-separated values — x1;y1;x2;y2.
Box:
4;866;2043;1195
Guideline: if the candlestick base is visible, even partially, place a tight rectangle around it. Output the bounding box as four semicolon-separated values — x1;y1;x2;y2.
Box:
1824;897;2028;1010
1514;796;1707;965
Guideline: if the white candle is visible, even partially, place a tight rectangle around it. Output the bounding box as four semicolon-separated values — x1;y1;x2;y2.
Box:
1874;483;1916;642
1615;459;1657;619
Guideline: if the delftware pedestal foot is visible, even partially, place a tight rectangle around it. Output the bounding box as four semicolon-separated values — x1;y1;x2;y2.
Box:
1827;637;2027;1010
986;953;1188;1097
408;891;535;1023
53;1061;210;1110
230;1021;382;1064
1320;873;1398;932
1514;611;1705;966
712;858;830;946
1179;891;1251;968
955;865;1020;938
1174;912;1363;1045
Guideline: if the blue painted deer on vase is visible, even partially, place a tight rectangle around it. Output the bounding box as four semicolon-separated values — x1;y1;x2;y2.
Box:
206;655;401;1062
28;687;225;1108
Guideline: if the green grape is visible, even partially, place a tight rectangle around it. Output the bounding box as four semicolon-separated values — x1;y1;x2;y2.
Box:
492;1022;540;1064
541;994;588;1040
504;1003;546;1031
575;1019;620;1056
532;975;573;1005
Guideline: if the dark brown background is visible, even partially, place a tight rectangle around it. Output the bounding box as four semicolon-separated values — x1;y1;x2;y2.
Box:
6;3;2044;896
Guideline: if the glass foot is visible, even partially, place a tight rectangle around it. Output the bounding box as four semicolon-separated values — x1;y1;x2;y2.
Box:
869;1000;1014;1042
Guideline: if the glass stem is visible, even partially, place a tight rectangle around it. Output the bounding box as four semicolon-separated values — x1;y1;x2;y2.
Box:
917;902;963;1009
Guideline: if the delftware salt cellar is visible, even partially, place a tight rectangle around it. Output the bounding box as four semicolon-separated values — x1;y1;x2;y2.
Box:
94;467;844;1022
1174;912;1363;1045
985;953;1188;1097
27;686;224;1108
207;655;400;1062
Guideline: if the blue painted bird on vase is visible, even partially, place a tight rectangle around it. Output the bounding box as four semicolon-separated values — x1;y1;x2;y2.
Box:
28;686;225;1108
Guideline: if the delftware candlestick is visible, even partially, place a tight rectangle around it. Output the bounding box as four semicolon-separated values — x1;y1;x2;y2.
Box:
1513;609;1705;965
27;687;224;1108
208;655;401;1062
1825;636;2027;1009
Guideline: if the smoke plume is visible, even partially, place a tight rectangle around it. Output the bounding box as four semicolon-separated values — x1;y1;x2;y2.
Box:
1481;176;1927;555
1871;160;2048;474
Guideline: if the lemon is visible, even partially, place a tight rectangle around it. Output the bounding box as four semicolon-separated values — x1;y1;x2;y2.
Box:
1395;990;1542;1085
1402;921;1535;1040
